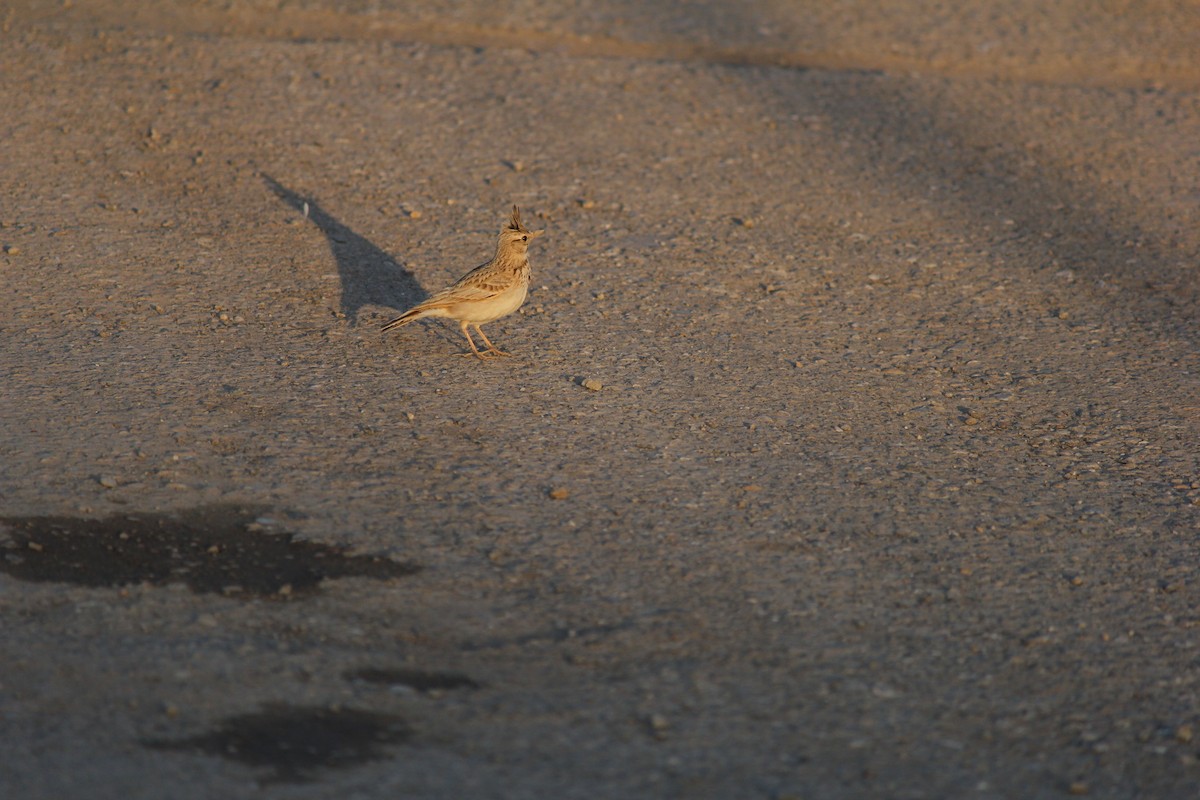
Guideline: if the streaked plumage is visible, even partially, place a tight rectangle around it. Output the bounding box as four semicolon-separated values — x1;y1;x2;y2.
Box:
381;205;543;359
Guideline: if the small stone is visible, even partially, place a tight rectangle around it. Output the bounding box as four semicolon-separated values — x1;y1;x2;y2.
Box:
549;487;569;500
98;475;119;489
648;714;669;732
581;378;603;391
164;704;180;718
27;541;43;552
1068;781;1089;795
1176;724;1194;743
3;245;19;255
407;209;422;219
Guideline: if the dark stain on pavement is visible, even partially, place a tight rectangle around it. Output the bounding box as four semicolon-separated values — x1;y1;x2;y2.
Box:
347;667;481;692
145;704;411;783
0;505;419;597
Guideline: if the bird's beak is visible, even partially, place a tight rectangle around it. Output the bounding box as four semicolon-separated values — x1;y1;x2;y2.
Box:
528;229;545;238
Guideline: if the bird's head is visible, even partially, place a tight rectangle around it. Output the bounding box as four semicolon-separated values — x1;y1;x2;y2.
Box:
498;205;544;254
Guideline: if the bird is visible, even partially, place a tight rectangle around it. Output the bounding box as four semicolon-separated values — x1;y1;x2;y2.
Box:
381;205;543;359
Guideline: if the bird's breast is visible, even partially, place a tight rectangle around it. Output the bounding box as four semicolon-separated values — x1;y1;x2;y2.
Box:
453;279;528;323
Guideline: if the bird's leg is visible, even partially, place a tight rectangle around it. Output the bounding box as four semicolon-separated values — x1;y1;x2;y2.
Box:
456;320;489;360
473;325;511;356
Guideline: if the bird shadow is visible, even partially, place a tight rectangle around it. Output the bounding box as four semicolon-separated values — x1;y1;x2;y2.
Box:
262;174;426;324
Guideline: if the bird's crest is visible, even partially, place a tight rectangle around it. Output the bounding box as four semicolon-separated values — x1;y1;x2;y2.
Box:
507;205;528;234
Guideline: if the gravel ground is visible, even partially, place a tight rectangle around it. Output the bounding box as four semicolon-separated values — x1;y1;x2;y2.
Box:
2;2;1199;798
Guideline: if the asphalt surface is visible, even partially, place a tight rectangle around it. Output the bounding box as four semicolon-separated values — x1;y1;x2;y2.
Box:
2;2;1198;798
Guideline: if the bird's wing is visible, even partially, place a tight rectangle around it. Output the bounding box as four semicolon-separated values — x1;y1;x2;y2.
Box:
440;264;515;298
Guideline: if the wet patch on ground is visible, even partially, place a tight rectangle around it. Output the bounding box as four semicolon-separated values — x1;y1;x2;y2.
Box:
461;620;636;651
346;667;481;692
145;704;411;783
0;505;419;597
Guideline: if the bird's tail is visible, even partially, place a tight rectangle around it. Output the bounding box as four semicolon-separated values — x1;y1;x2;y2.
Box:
381;305;430;332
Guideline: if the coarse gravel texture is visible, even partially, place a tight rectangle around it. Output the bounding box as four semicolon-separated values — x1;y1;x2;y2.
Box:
2;2;1199;798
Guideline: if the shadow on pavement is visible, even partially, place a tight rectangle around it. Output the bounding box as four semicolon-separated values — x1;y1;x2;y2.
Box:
610;1;1197;342
263;173;427;324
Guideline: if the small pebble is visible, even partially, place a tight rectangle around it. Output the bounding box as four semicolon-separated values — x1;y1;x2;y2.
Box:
3;245;19;255
98;475;119;489
1068;781;1089;796
581;378;602;391
649;714;669;732
1176;724;1194;743
549;487;569;500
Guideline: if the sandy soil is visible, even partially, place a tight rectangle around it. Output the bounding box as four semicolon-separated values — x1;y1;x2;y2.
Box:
2;2;1199;798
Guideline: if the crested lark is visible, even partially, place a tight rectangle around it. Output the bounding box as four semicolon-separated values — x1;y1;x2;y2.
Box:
381;205;543;359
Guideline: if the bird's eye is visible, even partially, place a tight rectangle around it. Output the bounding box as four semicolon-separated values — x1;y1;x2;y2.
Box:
522;235;528;241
